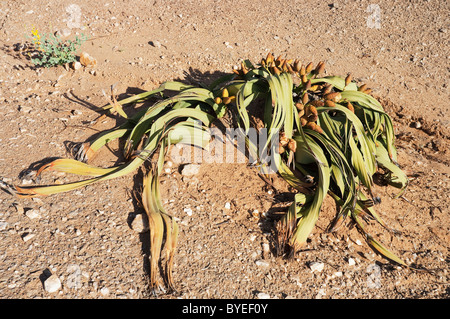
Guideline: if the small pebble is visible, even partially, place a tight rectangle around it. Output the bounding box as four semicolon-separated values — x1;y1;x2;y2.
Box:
71;61;82;70
309;261;325;272
348;258;356;266
255;260;270;268
149;40;161;48
184;207;193;216
44;274;62;293
181;164;200;176
130;213;149;233
22;233;35;242
25;209;41;220
257;292;271;299
224;202;231;210
56;28;71;38
165;160;173;168
100;287;110;296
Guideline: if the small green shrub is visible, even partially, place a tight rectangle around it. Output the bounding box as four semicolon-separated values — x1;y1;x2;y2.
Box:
29;26;87;68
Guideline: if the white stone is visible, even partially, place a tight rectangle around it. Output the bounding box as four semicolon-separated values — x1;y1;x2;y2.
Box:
165;160;173;168
309;261;325;272
183;207;193;216
71;61;82;70
255;260;269;268
257;292;271;299
44;274;62;293
181;164;200;176
150;40;161;48
22;233;35;242
100;287;110;296
130;214;148;233
25;209;41;219
224;202;231;210
348;258;356;266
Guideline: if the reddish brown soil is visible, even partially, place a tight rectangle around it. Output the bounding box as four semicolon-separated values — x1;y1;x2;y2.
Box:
0;0;448;299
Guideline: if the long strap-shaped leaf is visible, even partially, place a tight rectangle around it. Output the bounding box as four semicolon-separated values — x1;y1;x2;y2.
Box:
288;133;331;251
141;170;166;292
15;109;215;197
143;138;180;292
318;105;377;191
375;142;409;197
351;210;407;267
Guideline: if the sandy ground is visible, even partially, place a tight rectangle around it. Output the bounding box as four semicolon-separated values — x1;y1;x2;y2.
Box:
0;0;448;299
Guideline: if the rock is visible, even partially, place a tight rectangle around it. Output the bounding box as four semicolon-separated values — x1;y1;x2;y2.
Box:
130;213;148;233
184;207;193;216
224;202;231;210
44;274;62;293
181;164;200;176
255;260;269;268
100;287;110;296
256;292;271;299
309;261;325;272
348;258;356;266
149;40;161;48
56;28;71;38
21;233;35;242
18;105;32;113
80;52;97;67
165;160;173;168
25;209;41;220
70;61;81;70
